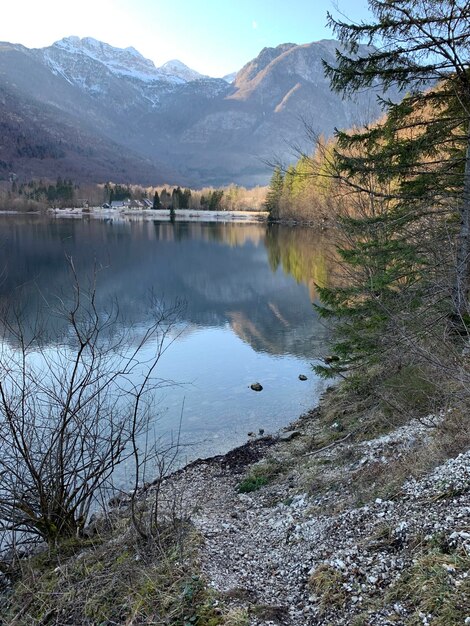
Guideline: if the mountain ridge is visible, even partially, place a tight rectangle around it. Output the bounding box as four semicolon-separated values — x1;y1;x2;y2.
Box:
40;36;206;85
0;37;394;187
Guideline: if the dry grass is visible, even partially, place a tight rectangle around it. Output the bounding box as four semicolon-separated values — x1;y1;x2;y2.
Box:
308;563;347;613
2;512;224;626
237;458;284;494
387;547;470;625
262;364;470;515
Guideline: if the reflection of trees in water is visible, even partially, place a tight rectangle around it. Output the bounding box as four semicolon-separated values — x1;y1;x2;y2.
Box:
150;221;265;247
223;224;334;357
0;216;332;358
265;224;334;302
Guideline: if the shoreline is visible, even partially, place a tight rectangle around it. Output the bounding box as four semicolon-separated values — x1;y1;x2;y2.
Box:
0;209;331;229
3;386;470;625
147;387;470;625
46;207;269;222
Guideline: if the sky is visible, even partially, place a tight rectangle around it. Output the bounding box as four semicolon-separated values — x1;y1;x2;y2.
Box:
1;0;372;77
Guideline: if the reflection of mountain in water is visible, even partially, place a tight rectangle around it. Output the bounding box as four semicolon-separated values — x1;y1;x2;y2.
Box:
0;216;332;359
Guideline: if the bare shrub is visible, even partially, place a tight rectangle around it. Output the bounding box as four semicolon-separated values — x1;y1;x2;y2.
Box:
0;259;181;549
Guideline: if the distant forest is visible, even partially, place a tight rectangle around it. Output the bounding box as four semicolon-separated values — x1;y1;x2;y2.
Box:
0;179;268;212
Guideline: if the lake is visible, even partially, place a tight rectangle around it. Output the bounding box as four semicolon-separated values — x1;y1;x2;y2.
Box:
0;214;331;467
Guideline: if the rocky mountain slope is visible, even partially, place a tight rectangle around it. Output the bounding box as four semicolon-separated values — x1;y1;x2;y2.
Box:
0;37;392;187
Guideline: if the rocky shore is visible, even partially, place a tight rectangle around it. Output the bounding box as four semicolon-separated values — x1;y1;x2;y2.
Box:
155;394;470;625
3;388;469;625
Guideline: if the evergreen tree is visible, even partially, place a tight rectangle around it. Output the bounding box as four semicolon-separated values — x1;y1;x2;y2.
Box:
181;188;191;209
314;201;429;377
152;191;161;209
311;0;470;378
208;189;224;210
171;188;180;210
104;182;112;203
160;189;171;208
264;166;284;220
110;184;131;202
324;0;470;319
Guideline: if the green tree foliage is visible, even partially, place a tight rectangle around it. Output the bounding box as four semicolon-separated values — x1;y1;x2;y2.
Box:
109;184;131;203
160;188;171;209
200;189;224;210
264;166;284;220
312;0;470;378
181;188;191;209
170;187;192;209
19;178;75;206
267;145;337;222
282;166;296;199
289;156;310;198
152;190;161;209
324;0;470;319
208;189;224;210
171;187;180;210
314;204;431;378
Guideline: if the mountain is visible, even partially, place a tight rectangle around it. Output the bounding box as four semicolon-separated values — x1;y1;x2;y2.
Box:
0;37;395;187
40;37;204;85
222;72;237;84
0;41;185;185
159;59;207;82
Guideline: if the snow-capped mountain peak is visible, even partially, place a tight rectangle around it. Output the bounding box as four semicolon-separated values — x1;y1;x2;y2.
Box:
159;59;206;82
41;36;204;85
48;36;163;83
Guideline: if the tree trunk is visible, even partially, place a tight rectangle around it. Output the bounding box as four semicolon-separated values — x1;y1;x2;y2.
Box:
455;122;470;318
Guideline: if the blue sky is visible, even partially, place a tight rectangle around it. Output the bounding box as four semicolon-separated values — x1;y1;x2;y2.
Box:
2;0;371;76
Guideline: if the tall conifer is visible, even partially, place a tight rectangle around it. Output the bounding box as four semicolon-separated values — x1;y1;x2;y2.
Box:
324;0;470;319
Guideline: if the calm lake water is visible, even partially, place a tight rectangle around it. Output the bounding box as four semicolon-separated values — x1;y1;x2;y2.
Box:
0;214;331;465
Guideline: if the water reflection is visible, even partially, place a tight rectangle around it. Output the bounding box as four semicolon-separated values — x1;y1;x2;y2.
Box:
0;215;332;457
0;217;332;354
265;224;330;301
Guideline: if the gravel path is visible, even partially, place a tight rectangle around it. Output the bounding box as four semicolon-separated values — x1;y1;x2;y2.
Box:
162;412;470;625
